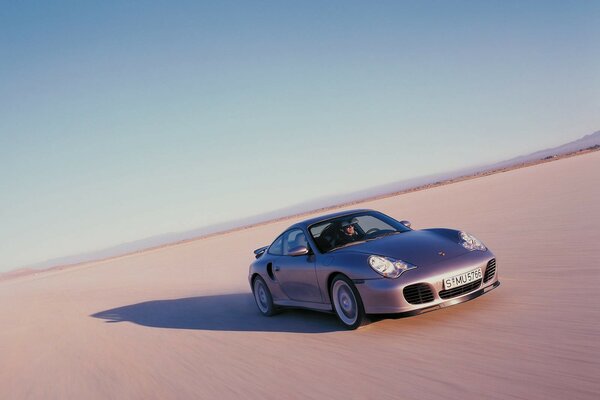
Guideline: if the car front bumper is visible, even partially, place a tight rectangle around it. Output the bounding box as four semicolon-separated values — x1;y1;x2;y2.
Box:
355;251;499;314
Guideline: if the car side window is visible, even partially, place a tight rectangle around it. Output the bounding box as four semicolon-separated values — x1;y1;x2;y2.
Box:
283;229;308;256
268;234;284;255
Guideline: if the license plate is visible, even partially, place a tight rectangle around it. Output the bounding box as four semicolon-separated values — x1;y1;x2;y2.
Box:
443;268;482;290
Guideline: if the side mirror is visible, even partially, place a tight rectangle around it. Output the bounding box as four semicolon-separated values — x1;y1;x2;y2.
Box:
400;220;412;228
288;246;310;256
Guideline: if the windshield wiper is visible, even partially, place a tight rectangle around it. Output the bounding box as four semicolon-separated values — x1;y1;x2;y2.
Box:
366;231;402;241
330;240;367;251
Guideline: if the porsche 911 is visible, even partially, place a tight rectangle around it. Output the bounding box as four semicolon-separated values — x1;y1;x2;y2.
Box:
249;209;499;329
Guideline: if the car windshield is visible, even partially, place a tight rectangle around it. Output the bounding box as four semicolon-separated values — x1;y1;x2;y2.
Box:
308;211;410;253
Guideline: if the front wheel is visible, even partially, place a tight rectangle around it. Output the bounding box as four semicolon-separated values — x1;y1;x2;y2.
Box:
253;276;277;316
331;275;366;330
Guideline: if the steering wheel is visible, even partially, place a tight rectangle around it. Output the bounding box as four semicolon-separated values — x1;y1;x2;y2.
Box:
366;228;380;236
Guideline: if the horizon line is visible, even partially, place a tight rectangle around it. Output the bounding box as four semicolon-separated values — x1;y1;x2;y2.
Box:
2;144;598;280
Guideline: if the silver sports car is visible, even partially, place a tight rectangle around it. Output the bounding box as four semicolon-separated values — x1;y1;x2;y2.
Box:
249;209;499;329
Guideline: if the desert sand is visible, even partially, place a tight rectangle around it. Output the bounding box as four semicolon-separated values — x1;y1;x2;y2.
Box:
1;151;599;399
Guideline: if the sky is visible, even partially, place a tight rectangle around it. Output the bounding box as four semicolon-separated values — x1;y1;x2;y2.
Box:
1;1;599;272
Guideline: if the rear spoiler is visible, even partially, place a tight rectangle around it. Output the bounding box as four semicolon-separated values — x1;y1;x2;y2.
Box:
254;246;269;259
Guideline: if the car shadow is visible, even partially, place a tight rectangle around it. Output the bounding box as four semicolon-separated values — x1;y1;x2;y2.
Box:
90;293;344;333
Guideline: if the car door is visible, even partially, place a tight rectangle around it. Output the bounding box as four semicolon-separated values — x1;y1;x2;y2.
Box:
274;229;322;303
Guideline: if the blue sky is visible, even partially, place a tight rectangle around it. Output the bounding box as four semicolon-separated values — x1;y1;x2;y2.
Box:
1;1;599;271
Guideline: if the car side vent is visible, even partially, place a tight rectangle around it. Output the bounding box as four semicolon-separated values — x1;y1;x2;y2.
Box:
483;259;496;283
403;283;435;305
266;263;276;281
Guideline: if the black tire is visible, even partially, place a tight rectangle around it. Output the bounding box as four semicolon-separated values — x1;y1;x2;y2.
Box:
330;275;366;330
252;276;277;316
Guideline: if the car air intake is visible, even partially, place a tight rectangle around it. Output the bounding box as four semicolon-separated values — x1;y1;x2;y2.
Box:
403;283;435;304
483;258;496;283
439;279;482;299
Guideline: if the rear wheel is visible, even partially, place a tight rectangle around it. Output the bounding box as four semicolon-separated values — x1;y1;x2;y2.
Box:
331;275;366;330
253;276;277;316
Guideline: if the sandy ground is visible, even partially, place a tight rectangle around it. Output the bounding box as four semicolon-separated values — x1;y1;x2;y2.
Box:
1;151;599;399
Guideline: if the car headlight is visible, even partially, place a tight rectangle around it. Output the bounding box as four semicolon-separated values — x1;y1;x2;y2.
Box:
459;231;487;251
368;255;417;279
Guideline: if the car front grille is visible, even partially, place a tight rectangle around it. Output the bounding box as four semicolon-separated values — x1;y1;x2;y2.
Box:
403;283;435;304
483;258;496;283
439;279;482;299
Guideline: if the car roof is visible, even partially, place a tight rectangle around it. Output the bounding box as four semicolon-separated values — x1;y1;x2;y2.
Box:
286;208;374;230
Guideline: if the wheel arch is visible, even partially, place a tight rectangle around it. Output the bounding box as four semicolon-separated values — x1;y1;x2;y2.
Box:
250;272;262;288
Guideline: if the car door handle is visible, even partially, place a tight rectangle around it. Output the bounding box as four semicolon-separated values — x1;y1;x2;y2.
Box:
274;266;280;271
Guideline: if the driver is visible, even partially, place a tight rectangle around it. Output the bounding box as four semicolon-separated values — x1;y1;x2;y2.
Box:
337;220;360;245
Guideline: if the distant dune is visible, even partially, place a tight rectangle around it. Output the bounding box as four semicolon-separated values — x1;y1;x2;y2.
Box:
1;150;599;399
485;129;600;169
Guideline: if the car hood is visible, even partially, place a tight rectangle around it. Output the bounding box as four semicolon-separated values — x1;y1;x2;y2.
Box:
334;229;469;266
